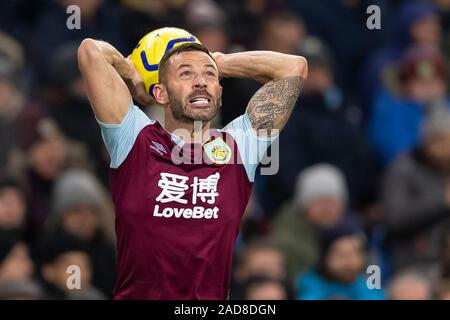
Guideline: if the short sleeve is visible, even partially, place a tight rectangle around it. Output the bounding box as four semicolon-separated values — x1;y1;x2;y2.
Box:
97;102;154;168
222;113;279;182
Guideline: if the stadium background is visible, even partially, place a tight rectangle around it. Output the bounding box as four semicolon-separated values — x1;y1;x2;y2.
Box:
0;0;450;300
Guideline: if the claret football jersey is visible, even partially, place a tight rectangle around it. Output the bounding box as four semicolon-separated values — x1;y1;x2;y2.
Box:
97;102;277;300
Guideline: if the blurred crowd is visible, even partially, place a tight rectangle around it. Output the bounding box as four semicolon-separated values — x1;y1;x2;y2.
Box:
0;0;450;300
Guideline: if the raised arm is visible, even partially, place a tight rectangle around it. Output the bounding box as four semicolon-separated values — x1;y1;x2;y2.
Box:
213;51;307;135
77;38;152;124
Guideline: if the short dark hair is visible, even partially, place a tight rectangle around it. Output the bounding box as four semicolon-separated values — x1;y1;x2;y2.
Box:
242;275;290;300
236;239;283;269
158;42;215;84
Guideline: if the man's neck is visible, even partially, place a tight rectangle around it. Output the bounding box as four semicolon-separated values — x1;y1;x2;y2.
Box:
164;112;212;145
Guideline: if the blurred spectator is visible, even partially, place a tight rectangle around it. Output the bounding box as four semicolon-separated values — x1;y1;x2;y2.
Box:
0;280;43;300
0;30;25;74
186;0;230;129
36;230;105;300
233;240;286;299
387;270;432;300
0;229;34;283
266;37;379;212
0;228;39;299
296;220;385;300
48;169;116;297
438;223;450;279
0;177;26;232
12;108;68;242
434;0;450;64
186;0;226;31
46;42;107;183
272;164;360;284
120;0;189;50
0;1;52;46
218;0;288;50
370;45;449;164
220;11;305;127
0;33;74;242
192;22;228;57
433;0;450;32
382;107;450;273
361;1;442;113
30;0;127;87
424;222;450;299
0;39;26;170
258;11;305;55
290;0;390;94
434;279;450;300
187;0;229;53
242;275;290;300
235;191;271;248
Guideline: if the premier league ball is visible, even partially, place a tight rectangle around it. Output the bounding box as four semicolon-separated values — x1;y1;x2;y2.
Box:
130;27;201;97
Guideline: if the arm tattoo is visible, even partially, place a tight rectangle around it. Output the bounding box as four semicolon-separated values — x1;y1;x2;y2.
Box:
247;76;304;135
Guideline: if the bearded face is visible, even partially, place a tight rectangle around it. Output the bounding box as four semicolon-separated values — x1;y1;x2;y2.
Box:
166;83;221;123
161;51;222;124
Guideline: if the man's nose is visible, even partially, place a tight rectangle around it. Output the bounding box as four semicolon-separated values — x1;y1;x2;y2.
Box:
193;75;207;88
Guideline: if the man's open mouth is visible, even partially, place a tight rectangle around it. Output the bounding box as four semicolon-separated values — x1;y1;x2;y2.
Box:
189;96;211;106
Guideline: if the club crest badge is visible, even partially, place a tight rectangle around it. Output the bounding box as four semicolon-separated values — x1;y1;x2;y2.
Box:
203;137;232;164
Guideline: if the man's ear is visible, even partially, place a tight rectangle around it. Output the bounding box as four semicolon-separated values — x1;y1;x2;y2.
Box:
153;84;169;105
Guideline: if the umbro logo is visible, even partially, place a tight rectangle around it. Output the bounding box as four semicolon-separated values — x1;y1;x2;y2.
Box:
150;141;167;156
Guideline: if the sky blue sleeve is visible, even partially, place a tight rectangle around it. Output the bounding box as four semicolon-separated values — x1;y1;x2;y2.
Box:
96;102;154;168
222;113;279;182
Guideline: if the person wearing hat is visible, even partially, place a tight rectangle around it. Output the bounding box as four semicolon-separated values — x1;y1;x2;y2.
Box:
35;230;105;300
0;229;35;286
382;106;450;274
185;0;228;55
0;226;42;299
273;163;361;285
370;44;449;164
295;220;385;300
47;169;116;298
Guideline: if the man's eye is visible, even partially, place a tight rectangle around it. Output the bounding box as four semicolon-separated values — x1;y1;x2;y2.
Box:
205;71;216;77
180;71;192;77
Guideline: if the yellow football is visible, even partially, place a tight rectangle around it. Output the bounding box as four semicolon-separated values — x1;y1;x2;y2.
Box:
130;27;201;96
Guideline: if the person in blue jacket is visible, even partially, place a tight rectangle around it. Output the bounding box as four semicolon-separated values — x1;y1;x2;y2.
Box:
369;45;449;165
296;220;385;300
360;1;441;115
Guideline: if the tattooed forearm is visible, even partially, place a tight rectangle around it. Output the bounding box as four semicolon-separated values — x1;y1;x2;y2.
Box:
247;76;304;135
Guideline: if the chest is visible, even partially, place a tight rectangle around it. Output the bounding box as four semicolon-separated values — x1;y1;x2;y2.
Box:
111;126;252;234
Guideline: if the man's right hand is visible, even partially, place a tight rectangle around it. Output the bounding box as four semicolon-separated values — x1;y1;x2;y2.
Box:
122;58;154;108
